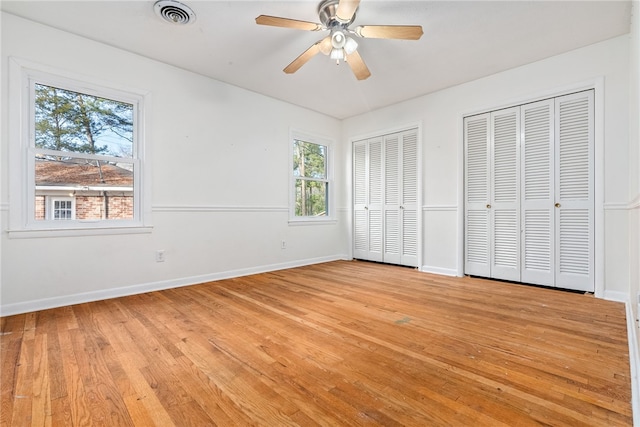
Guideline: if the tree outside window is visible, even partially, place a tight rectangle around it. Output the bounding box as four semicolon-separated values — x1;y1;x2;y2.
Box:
35;83;133;157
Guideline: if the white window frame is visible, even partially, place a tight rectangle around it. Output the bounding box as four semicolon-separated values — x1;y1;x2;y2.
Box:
8;57;152;238
50;197;76;220
289;129;335;224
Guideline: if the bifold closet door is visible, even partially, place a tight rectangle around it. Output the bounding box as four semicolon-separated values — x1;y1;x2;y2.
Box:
383;130;419;267
465;90;594;292
521;99;555;286
464;108;520;281
354;129;419;267
464;113;491;277
554;91;594;291
400;130;419;267
353;138;383;262
490;107;521;281
383;133;401;264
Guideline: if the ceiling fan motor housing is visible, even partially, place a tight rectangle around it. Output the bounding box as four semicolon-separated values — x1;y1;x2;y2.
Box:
318;0;356;28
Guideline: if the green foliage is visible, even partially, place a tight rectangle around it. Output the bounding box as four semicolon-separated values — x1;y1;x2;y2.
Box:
34;83;133;157
295;179;327;216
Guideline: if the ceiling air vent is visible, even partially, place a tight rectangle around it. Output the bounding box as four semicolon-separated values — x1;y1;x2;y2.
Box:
154;0;196;25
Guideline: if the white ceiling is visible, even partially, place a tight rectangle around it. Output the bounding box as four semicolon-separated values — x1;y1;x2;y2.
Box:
1;0;632;119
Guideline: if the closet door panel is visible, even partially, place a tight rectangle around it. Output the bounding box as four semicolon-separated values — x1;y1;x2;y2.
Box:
353;141;368;259
384;134;401;264
384;210;401;263
521;100;555;286
368;138;384;262
401;129;419;267
465;114;491;277
490;107;520;281
353;138;384;262
555;91;594;291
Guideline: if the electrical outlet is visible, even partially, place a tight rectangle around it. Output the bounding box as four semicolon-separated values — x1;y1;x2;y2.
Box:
281;240;287;249
156;250;165;262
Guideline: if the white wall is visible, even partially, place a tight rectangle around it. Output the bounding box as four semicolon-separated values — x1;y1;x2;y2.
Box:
629;1;640;325
342;35;631;298
627;3;640;423
0;13;347;315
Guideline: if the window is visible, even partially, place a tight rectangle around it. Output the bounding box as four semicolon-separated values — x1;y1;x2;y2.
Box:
51;197;75;220
9;59;150;236
290;131;333;222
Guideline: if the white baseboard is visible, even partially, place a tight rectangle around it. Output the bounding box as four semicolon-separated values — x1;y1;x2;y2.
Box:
625;301;640;426
420;265;459;277
604;290;629;303
0;254;349;317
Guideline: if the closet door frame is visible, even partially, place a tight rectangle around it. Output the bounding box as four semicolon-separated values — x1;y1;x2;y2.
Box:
350;123;423;269
457;79;604;298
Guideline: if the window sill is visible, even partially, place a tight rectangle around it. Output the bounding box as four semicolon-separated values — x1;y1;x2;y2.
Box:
288;218;337;226
8;225;153;239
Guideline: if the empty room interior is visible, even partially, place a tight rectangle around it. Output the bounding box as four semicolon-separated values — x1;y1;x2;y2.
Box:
1;0;640;425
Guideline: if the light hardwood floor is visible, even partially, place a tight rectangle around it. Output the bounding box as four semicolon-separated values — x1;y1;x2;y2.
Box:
1;260;632;426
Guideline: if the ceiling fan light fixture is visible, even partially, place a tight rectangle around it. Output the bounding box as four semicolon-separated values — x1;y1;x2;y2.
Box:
331;30;346;49
330;47;345;61
344;36;358;54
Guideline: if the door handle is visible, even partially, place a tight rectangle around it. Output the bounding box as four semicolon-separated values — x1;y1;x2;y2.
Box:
486;204;491;209
365;206;368;210
555;203;561;208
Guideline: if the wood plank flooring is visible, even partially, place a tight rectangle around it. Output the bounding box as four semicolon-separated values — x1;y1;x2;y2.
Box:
1;260;632;426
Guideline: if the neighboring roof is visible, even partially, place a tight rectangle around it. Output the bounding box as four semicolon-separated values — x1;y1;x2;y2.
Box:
35;158;133;187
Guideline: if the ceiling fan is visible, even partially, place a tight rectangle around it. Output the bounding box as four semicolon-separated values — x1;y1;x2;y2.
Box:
255;0;423;80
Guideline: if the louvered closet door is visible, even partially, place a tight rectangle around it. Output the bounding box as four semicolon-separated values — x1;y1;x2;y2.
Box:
490;108;521;281
383;133;401;265
465;113;491;277
555;91;594;292
353;141;368;260
521;100;555;286
354;130;420;267
368;138;384;262
400;129;419;267
353;138;384;262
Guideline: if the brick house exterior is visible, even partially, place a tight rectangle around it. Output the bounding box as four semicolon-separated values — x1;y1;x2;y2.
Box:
35;158;134;221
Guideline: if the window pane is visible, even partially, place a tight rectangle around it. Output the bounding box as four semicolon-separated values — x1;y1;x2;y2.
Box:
53;200;72;220
293;140;326;179
295;179;327;217
34;83;134;158
35;156;134;221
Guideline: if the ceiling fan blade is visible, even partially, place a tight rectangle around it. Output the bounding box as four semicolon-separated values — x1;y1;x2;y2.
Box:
284;41;324;74
355;25;423;40
256;15;322;31
336;0;360;23
318;36;332;56
346;50;371;80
